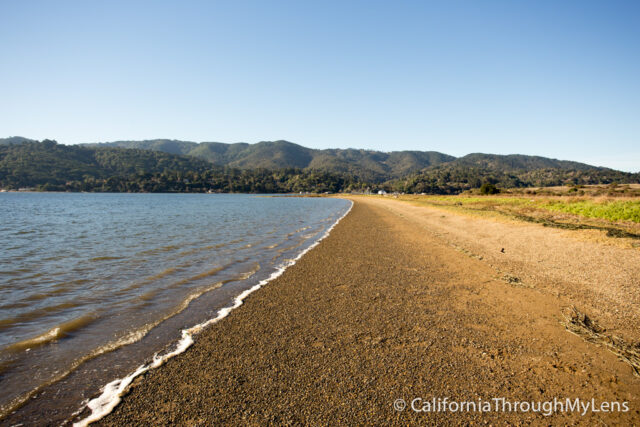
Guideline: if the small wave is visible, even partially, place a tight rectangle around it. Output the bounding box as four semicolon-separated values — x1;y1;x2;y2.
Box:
13;279;90;305
165;264;232;290
22;293;50;302
0;302;79;331
136;289;158;302
73;201;353;426
0;301;30;310
111;266;185;297
168;265;260;320
13;230;34;235
177;240;238;257
285;225;312;238
270;238;308;262
88;256;123;262
3;314;96;353
136;244;181;257
146;267;179;281
6;267;36;274
191;266;226;281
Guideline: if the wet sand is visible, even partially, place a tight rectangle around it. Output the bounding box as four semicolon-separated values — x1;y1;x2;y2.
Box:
95;197;640;425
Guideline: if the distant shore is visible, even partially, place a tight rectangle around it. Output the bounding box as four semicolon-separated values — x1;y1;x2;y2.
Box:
57;196;639;425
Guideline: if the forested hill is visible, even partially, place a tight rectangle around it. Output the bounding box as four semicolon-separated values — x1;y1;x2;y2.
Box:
452;153;598;171
83;139;455;181
77;138;640;186
0;140;360;193
1;138;638;193
0;140;207;188
393;153;639;194
82;139;627;182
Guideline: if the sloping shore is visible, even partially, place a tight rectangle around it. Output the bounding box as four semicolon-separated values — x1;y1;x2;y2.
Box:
94;197;639;425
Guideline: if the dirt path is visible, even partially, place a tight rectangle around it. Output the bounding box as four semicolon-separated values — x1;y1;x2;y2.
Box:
95;197;640;425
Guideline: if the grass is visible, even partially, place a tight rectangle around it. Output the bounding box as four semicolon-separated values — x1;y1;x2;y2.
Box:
380;193;640;244
399;195;640;223
542;200;640;223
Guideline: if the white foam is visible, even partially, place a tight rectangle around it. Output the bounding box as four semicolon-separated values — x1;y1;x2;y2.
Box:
73;200;353;426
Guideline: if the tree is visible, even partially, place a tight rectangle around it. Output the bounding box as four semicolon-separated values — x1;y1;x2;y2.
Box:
479;182;500;195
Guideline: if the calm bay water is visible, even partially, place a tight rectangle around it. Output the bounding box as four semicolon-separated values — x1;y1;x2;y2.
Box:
0;193;350;423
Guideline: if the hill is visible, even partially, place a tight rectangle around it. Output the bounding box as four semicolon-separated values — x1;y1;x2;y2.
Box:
84;139;455;181
0;136;36;145
0;140;210;189
390;153;639;194
454;153;597;171
0;140;359;193
2;137;638;194
84;139;637;187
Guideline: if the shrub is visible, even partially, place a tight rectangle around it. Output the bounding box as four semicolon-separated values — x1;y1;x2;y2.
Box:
479;182;500;195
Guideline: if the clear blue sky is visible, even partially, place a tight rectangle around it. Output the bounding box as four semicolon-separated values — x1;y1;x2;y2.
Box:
1;1;638;171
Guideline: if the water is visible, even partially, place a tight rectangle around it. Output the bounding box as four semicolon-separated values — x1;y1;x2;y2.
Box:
0;193;351;423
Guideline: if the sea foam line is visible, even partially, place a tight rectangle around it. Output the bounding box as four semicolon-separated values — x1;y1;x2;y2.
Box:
73;199;353;426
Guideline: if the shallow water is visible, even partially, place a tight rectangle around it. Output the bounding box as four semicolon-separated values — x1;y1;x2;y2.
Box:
0;193;350;423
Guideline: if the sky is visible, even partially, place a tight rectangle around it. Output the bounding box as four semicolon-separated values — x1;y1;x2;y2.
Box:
1;0;638;171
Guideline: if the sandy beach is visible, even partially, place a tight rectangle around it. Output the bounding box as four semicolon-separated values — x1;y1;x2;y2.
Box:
89;196;640;425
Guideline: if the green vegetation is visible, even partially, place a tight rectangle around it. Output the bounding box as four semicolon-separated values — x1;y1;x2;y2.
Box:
87;141;638;189
0;140;363;193
543;200;640;223
389;162;639;195
0;140;210;188
1;139;639;195
84;139;455;181
479;182;500;195
400;195;640;224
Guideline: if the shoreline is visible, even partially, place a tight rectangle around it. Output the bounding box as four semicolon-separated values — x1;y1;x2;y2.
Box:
69;200;353;426
86;197;639;425
0;195;350;425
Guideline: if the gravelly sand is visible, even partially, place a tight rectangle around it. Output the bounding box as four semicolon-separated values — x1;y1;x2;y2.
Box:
366;196;640;343
94;197;640;425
